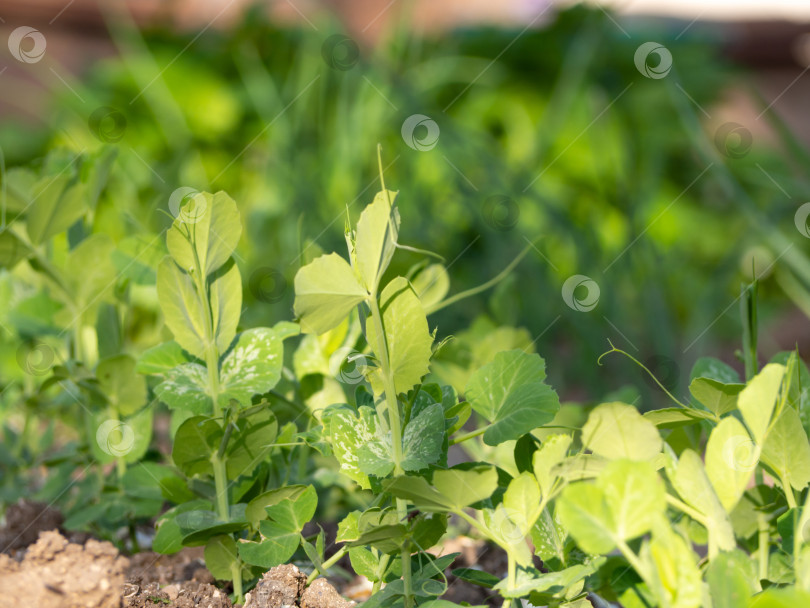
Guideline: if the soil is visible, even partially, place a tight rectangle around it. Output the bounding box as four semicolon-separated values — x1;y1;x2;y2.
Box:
0;500;501;608
0;529;128;608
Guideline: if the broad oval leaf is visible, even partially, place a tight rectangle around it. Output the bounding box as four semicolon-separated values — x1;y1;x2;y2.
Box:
705;416;759;512
166;191;242;277
219;327;286;407
154;363;211;414
365;277;433;395
582;402;662;461
401;402;444;471
738;363;785;446
761;407;810;492
157;258;209;359
354;190;400;291
294;253;368;335
432;465;498;510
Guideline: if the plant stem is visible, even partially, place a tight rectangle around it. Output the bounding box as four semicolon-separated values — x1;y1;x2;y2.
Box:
502;554;516;608
368;287;412;608
616;539;649;586
665;495;707;527
373;553;390;593
781;474;797;509
211;453;230;521
230;560;244;603
757;513;769;582
307;546;349;584
449;426;486;446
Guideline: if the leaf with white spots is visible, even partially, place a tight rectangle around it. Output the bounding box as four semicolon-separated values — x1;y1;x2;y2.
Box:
219;327;286;407
155;363;212;415
401;403;444;471
329;406;380;489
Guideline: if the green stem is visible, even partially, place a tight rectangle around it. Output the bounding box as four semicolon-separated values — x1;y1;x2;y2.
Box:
368;276;411;608
757;513;769;583
449;426;486;446
372;553;390;593
781;474;797;509
502;555;516;608
211;453;230;521
616;539;649;585
230;560;244;604
665;495;707;527
307;546;349;584
598;341;688;408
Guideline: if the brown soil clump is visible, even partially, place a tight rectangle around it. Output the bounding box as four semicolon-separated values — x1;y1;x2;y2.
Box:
300;578;355;608
244;563;307;608
0;529;128;608
0;499;63;553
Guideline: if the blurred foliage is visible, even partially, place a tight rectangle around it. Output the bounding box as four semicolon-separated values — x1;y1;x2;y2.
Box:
2;3;810;437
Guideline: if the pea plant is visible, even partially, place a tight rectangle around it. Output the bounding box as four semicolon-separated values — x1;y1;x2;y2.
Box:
292;156;564;608
138;190;321;602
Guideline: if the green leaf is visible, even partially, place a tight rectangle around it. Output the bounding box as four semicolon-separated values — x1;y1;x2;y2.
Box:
354;190;400;291
644;407;714;428
503;472;541;534
152;500;214;554
465;350;559;446
432;465;498;510
0;229;31;268
556;483;616;554
349;547;380;581
748;588;810;607
706;550;757;608
96;355;146;417
558;460;665;555
705;416;759;512
531;508;567;562
294;253;368;335
412;264;450;311
401;402;444;471
533;434;572;498
246;486;308;528
690;357;741;384
218;327;286;407
761;407;810;492
209;259;242;355
240;486;316;567
155;363;211;414
671;449;736;552
329;406;381;488
366;277;433;395
225;408;278;479
451;568;500;589
157;258;210;360
166;191;242;276
204;535;239;581
689;378;744;417
56;234;116;322
642;525;702;608
581;402;662;461
172;416;220;477
27;173;82;244
384;476;453;512
737;363;785;446
600;460;665;543
136;341;192;375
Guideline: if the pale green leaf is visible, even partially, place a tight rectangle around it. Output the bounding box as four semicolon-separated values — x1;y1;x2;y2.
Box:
27;174;82;244
354;190;399;291
672;449;736;552
219;327;285;407
166;191;242;276
643;525;702;608
294;253;368;335
209;259;242;355
432;465;498;510
136;341;192;375
738;363;785;445
96;355;147;417
412;264;450;311
503;472;541;534
155;363;211;414
705;416;759;512
689;377;744;417
533;434;573;498
557;483;616;554
329;407;378;489
365;277;433;395
582;402;662;461
761;407;810;492
157;257;209;359
401;402;444;471
204;535;238;580
600;459;665;543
